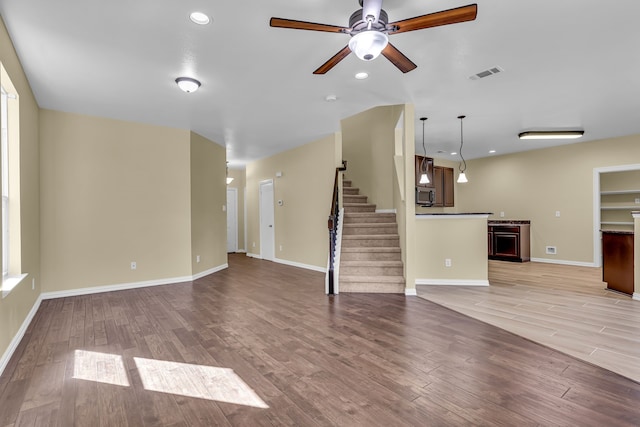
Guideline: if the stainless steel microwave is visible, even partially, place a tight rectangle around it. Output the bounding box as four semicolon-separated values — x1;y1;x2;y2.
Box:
416;187;435;206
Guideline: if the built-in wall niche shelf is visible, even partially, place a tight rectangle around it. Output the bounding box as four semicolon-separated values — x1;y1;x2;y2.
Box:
600;171;640;232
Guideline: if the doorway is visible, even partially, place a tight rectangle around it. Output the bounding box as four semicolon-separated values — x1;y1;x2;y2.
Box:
227;188;238;253
259;180;275;261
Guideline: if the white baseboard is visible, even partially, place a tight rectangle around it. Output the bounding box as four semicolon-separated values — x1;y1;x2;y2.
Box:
273;257;326;273
530;258;596;267
246;253;261;259
192;264;229;281
41;264;229;300
416;279;490;286
633;292;640;301
236;249;246;253
405;288;417;296
0;294;43;378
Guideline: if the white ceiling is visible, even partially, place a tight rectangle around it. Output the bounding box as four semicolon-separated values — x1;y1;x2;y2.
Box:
2;0;640;167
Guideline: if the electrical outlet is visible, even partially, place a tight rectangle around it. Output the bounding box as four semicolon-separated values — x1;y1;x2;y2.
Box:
279;245;283;252
196;255;200;263
252;242;256;248
222;205;226;212
32;278;35;290
131;261;137;270
445;258;452;267
555;211;560;217
500;211;505;218
546;246;557;255
635;198;640;204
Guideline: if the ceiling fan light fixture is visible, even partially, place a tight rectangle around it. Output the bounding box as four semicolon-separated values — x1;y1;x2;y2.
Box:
518;130;584;140
175;77;201;93
348;30;388;61
189;12;211;25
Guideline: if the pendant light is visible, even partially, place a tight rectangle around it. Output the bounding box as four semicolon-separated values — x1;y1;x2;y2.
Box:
457;115;468;183
419;117;430;184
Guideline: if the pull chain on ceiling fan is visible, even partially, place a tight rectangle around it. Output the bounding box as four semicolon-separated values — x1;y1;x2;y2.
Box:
270;1;478;74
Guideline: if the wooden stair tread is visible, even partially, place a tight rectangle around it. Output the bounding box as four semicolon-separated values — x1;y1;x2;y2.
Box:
342;234;399;239
341;260;403;266
340;275;405;283
341;247;401;252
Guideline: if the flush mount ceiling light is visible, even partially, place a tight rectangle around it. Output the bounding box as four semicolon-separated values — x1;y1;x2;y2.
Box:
175;77;201;93
355;72;369;80
457;115;468;183
518;130;584;140
419;117;430;184
348;30;389;61
190;12;211;25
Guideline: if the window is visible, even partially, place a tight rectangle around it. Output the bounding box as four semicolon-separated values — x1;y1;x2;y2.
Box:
0;63;25;297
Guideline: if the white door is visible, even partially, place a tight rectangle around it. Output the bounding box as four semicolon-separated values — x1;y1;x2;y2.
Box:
227;188;238;253
259;180;275;261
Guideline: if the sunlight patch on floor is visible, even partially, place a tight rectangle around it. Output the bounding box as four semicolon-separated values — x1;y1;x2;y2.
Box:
133;357;269;408
73;349;130;387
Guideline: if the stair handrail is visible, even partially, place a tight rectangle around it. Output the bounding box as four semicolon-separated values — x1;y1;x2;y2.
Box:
328;160;347;295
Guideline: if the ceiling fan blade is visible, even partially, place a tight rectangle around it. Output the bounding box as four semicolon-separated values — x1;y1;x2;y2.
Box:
270;17;348;33
362;0;383;23
313;46;352;75
388;4;477;35
382;43;417;73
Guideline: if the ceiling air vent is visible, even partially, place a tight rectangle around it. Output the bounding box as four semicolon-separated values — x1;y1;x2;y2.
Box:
469;66;504;80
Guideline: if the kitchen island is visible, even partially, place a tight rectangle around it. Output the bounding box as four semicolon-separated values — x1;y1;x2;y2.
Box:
415;213;492;286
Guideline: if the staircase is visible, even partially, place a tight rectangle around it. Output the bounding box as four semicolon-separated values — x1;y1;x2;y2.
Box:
339;178;405;293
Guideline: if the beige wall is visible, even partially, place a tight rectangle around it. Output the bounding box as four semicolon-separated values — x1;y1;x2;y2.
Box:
190;132;227;275
342;106;403;210
0;17;41;368
457;134;640;264
227;168;246;252
40;110;193;292
246;134;335;268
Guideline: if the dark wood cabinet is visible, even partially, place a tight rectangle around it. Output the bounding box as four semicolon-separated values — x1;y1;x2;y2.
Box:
602;231;634;295
415;155;454;207
488;223;530;262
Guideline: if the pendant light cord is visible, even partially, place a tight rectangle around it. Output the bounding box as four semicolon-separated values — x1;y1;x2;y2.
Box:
458;115;467;173
420;117;427;173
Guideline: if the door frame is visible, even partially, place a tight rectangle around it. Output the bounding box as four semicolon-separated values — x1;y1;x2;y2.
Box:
259;179;275;261
226;187;238;253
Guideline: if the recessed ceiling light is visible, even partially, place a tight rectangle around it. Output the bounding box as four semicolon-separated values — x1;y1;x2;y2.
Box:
489;150;496;154
190;12;210;25
325;94;338;102
450;152;457;156
175;77;201;93
518;130;584;140
355;72;369;80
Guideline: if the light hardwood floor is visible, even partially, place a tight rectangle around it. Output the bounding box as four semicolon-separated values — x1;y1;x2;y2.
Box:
418;260;640;383
0;255;639;426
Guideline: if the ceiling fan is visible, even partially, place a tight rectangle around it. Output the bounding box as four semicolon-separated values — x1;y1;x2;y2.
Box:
270;1;478;74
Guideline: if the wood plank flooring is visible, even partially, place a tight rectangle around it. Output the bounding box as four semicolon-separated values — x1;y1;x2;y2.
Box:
418;260;640;384
0;254;639;426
